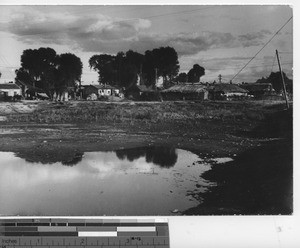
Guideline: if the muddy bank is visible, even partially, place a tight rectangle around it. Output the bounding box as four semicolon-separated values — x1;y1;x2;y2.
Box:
183;109;293;215
0;119;262;164
183;139;293;215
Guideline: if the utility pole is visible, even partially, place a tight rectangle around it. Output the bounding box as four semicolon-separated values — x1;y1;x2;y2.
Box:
155;67;163;102
155;68;158;87
276;50;289;109
218;74;222;84
139;64;143;85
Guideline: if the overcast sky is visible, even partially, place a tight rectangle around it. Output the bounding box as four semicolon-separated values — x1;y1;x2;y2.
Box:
0;5;293;84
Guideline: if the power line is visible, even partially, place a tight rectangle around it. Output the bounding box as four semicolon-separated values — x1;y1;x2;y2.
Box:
136;6;216;20
230;16;292;81
58;5;165;16
57;5;216;21
206;62;292;71
0;53;17;79
278;51;293;54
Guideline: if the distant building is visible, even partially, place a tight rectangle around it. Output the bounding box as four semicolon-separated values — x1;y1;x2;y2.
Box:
161;83;208;101
84;84;122;100
125;85;160;101
0;83;22;98
15;79;49;100
239;83;277;99
207;83;248;100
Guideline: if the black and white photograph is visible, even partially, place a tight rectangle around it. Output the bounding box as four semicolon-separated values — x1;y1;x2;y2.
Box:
0;3;293;219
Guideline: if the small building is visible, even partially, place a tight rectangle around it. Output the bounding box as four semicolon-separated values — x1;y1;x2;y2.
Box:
239;83;277;99
0;83;22;100
161;83;208;101
208;83;249;100
125;85;160;101
16;79;50;100
84;84;122;100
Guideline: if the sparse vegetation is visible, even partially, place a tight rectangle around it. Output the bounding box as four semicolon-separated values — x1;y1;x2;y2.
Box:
4;100;289;125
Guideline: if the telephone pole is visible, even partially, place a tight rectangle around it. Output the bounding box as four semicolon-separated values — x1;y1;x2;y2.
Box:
218;74;222;84
276;50;289;109
155;68;158;86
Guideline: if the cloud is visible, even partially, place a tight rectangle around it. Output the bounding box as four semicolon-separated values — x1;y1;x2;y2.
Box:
5;8;152;53
238;29;272;47
4;7;277;58
3;7;241;56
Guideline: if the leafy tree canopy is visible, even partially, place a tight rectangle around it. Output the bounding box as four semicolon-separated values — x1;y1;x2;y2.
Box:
187;64;205;82
177;72;188;83
89;46;180;89
15;47;82;98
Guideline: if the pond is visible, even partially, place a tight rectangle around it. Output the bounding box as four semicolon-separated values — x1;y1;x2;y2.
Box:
0;147;231;216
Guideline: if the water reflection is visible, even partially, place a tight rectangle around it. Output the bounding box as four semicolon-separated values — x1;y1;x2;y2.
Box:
62;152;84;166
14;146;177;168
116;146;178;168
15;150;84;166
0;147;216;216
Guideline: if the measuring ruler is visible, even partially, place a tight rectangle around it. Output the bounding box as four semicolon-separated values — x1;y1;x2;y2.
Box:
0;218;169;248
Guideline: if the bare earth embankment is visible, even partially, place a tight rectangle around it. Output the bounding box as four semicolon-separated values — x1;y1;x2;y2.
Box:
0;100;293;215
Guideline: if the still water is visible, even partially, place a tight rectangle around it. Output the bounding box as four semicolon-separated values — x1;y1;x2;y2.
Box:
0;147;227;216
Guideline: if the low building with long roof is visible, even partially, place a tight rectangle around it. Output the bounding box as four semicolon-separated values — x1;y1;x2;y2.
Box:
207;83;249;100
161;83;208;101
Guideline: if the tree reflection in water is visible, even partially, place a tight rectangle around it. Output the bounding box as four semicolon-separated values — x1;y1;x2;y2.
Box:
61;152;84;166
115;146;178;168
14;150;84;166
14;146;177;168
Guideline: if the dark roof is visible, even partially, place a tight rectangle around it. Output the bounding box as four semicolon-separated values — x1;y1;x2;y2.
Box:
16;80;46;93
0;83;21;90
136;85;155;92
239;83;273;92
208;83;248;93
89;84;117;90
162;83;207;93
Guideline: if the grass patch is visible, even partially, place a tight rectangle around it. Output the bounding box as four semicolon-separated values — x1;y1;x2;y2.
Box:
5;100;289;125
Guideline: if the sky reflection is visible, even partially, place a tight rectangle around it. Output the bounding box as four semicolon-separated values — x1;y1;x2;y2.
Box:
0;147;214;216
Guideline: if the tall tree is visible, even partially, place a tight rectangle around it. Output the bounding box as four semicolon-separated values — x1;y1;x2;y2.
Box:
89;54;116;84
187;64;205;82
145;47;179;86
57;53;82;89
121;50;144;88
20;47;57;82
143;50;156;87
15;47;82;100
89;50;144;88
15;47;58;97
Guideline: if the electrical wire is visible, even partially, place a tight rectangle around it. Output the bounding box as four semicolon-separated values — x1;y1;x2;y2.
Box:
206;62;292;71
230;16;292;81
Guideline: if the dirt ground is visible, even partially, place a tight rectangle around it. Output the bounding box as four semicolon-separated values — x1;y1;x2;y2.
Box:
0;100;293;215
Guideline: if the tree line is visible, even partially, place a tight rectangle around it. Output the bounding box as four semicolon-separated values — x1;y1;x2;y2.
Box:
255;71;293;94
14;46;206;98
15;47;82;99
89;46;180;88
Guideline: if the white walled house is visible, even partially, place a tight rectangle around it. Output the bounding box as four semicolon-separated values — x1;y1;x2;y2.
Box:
0;83;22;97
84;84;122;99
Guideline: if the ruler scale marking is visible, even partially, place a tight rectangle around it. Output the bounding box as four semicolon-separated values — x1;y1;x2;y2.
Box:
0;219;169;247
